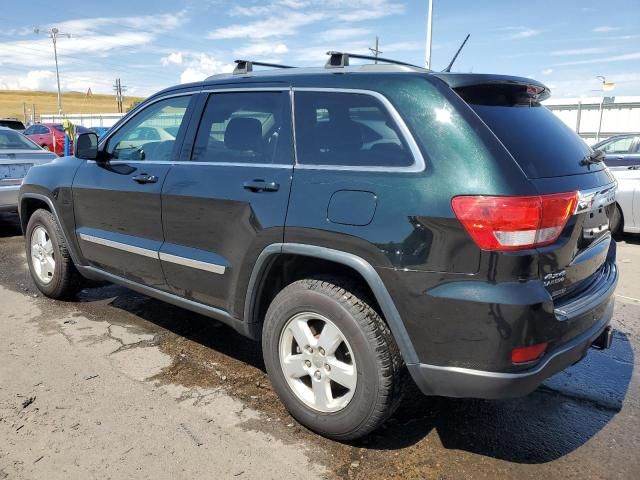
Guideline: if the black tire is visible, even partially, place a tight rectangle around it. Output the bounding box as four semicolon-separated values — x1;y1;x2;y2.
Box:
25;209;84;299
611;203;624;239
262;276;405;440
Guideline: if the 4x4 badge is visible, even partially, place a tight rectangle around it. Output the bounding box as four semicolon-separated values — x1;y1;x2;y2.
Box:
544;270;566;287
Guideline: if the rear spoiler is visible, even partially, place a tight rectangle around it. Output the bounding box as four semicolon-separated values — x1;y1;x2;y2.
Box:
433;73;551;104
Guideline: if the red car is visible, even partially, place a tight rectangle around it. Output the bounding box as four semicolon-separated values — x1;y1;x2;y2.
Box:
24;123;73;156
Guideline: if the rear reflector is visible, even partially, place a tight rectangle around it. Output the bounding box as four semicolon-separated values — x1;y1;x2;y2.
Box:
512;343;547;363
451;192;578;251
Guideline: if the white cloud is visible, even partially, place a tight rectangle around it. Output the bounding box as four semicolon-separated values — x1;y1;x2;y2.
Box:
0;70;55;90
551;47;610;56
542;68;553;75
592;26;619;33
210;0;404;39
233;42;289;58
319;28;372;42
161;51;184;66
209;12;324;39
498;26;543;39
554;51;640;67
179;54;234;84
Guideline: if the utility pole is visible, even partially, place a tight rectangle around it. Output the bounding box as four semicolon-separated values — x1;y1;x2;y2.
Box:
34;27;71;115
113;78;128;113
369;36;382;64
424;0;434;69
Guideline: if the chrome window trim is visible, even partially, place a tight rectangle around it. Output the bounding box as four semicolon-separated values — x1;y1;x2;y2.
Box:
159;252;226;274
78;233;158;259
87;160;292;168
200;87;290;94
291;87;426;173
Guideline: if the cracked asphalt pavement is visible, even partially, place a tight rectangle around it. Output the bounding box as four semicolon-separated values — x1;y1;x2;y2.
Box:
0;212;639;479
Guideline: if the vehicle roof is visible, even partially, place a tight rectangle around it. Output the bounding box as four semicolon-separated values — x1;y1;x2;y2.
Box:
151;63;549;99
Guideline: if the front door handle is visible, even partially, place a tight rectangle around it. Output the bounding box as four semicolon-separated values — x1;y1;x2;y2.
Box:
243;180;280;192
132;174;158;184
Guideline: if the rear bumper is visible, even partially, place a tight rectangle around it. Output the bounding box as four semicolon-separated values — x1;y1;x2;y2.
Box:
0;185;19;211
408;263;617;399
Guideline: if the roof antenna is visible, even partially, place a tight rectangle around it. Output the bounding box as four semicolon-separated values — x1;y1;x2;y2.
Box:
442;34;470;72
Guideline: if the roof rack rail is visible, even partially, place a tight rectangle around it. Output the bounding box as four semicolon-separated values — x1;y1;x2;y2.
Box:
233;59;296;75
325;51;423;69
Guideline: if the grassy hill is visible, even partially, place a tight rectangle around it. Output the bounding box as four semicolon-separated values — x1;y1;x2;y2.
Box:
0;90;145;121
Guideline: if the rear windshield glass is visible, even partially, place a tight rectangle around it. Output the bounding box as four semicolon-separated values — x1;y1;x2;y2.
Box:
0;120;25;130
0;129;41;150
457;85;600;178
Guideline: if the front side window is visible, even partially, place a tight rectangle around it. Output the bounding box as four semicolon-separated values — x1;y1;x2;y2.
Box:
293;91;413;167
601;136;634;154
106;95;190;161
191;91;293;165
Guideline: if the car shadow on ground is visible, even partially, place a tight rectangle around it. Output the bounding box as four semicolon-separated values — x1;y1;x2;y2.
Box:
78;284;635;465
617;233;640;246
0;213;22;238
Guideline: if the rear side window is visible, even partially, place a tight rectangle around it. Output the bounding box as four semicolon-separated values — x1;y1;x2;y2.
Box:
294;91;413;167
191;91;293;165
457;84;598;178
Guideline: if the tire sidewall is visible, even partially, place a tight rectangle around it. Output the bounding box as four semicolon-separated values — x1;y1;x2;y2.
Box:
263;285;383;438
25;211;64;296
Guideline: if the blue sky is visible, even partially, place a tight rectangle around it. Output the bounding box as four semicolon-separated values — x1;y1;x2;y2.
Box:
0;0;638;98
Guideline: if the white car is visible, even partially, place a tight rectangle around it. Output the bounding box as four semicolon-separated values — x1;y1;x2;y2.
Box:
0;127;57;212
610;165;640;235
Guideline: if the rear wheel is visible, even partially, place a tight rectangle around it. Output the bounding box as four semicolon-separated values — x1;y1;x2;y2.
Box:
262;276;405;440
25;209;84;299
41;145;50;151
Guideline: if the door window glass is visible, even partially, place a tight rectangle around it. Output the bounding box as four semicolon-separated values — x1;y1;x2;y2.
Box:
601;137;634;154
293;91;413;167
191;91;293;165
106;95;191;161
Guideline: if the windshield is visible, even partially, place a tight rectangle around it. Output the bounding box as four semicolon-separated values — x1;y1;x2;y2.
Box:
0;129;42;150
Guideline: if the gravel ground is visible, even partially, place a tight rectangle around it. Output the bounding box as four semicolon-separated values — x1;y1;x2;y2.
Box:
1;212;639;479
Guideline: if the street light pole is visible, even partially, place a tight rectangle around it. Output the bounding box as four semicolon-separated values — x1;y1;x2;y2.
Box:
425;0;434;69
34;27;71;115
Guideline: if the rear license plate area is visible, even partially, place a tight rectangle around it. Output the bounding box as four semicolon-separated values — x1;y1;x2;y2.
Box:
0;164;32;185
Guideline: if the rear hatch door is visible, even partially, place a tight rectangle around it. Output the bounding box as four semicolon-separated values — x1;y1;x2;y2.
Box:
440;74;616;300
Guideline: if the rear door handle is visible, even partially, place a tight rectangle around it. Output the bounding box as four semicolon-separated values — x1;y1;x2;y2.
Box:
243;180;280;192
132;174;158;184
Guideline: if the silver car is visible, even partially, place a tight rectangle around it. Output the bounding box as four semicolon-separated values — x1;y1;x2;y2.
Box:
0;127;57;212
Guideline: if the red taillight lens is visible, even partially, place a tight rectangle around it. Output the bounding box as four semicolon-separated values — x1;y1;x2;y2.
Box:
451;192;578;251
512;343;547;363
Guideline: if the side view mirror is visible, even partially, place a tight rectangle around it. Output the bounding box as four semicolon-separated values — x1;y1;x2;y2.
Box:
75;132;100;160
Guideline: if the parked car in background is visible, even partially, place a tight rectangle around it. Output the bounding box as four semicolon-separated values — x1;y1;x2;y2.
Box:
592;134;640;169
0;118;26;133
24;123;68;155
89;126;110;139
610;165;640;235
0;127;56;212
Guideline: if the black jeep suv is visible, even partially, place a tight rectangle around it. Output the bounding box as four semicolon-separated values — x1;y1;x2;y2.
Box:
19;54;617;440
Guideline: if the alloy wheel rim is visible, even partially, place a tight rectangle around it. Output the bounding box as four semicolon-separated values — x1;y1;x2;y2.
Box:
30;226;55;284
278;312;357;413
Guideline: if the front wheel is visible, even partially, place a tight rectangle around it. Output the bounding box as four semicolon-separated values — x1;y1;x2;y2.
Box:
25;209;84;299
611;203;624;238
262;277;405;440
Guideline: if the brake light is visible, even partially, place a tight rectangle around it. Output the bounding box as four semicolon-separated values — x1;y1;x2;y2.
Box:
512;342;547;363
451;192;578;251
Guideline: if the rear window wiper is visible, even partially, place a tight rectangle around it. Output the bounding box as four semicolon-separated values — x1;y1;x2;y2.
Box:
580;149;605;166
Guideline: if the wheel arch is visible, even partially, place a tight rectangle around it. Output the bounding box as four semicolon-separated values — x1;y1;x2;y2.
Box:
19;192;83;266
244;243;419;364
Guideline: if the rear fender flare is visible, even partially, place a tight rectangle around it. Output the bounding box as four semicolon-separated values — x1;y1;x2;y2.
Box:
244;243;419;364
